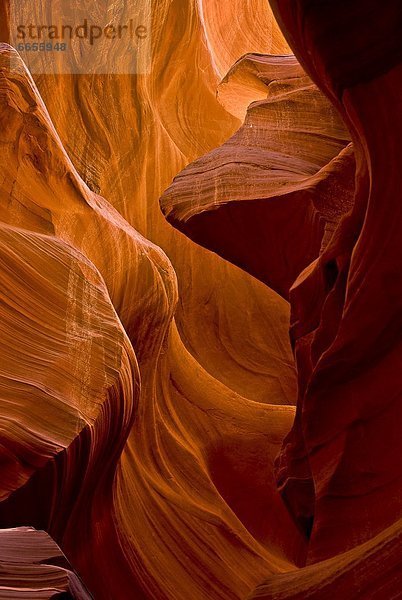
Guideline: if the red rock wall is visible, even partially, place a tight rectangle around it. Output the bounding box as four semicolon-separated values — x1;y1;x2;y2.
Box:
0;1;401;599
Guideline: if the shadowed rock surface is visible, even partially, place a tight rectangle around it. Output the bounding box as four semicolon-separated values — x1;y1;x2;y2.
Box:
0;0;401;598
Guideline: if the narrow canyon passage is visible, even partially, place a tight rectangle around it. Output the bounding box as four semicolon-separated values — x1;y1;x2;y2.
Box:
0;1;401;599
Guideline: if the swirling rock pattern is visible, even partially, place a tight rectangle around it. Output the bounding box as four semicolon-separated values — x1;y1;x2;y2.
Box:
0;38;307;599
0;1;401;599
0;527;91;599
160;53;354;299
267;0;402;567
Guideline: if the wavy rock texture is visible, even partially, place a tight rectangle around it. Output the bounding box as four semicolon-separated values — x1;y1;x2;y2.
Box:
0;0;401;599
266;0;402;566
23;1;296;410
160;53;355;299
248;519;402;600
0;527;91;599
0;14;302;598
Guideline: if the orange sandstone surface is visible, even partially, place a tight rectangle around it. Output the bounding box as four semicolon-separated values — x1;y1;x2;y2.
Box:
0;1;401;599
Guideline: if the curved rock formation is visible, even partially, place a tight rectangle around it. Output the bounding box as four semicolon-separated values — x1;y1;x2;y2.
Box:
1;0;401;598
160;53;355;299
0;35;303;599
248;518;402;600
0;527;91;599
267;0;402;567
25;1;297;409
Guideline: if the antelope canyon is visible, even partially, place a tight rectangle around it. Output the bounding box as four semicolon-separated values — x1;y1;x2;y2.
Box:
0;1;401;599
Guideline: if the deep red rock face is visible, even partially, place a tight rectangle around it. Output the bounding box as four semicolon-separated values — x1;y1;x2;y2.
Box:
0;1;402;599
267;0;402;568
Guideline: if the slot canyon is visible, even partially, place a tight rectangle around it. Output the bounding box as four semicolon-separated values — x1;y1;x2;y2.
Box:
0;1;401;598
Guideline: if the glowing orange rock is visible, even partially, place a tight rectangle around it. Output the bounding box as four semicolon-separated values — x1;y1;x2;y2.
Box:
160;53;354;300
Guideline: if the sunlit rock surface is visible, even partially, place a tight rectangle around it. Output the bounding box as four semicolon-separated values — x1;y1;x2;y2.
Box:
160;53;354;299
0;0;401;598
